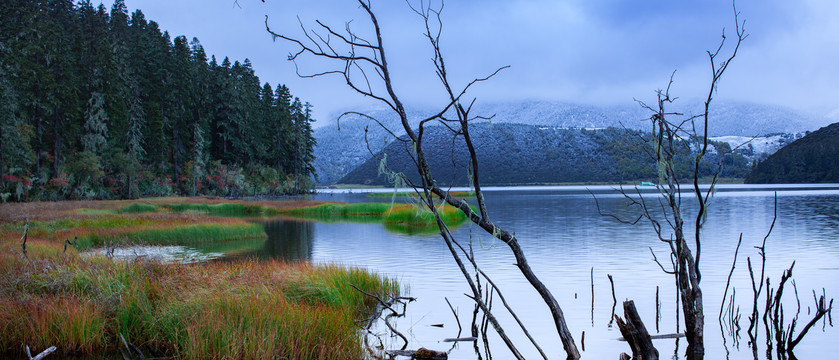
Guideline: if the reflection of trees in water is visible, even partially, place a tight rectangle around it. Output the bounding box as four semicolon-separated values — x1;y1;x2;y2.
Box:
261;220;314;261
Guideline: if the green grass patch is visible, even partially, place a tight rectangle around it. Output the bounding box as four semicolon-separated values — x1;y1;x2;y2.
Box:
3;216;158;237
163;202;279;217
283;202;393;217
383;204;467;234
119;202;160;213
75;222;267;250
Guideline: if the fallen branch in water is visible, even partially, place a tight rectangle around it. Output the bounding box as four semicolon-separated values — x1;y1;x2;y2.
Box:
443;337;478;342
25;345;56;360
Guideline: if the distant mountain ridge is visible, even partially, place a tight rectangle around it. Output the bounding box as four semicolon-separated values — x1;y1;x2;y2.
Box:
314;100;830;184
338;123;752;186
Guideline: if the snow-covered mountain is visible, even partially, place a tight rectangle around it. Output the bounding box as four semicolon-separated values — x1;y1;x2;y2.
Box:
314;100;831;185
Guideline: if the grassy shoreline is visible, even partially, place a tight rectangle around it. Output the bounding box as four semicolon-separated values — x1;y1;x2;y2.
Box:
0;198;398;359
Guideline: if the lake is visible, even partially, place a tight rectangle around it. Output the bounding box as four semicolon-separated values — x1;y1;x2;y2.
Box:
248;184;839;359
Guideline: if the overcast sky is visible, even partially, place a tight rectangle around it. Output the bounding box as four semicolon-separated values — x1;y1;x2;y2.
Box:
124;0;839;123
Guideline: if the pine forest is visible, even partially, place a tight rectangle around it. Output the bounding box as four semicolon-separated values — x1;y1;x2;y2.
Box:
0;0;317;201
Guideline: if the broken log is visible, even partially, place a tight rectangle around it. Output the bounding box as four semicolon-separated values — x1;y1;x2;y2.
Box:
615;300;658;360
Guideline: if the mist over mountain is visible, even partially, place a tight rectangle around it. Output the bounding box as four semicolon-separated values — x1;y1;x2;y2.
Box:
314;101;830;185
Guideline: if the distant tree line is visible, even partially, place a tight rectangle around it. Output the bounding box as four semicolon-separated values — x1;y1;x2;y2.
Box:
0;0;316;202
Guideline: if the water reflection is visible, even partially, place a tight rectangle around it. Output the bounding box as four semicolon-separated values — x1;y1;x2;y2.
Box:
260;219;315;261
305;186;839;359
214;219;314;261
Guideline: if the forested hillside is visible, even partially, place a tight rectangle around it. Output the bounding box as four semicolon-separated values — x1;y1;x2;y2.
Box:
745;122;839;183
339;123;750;186
0;0;316;201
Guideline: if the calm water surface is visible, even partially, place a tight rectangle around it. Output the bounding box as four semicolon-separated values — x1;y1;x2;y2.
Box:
247;185;839;359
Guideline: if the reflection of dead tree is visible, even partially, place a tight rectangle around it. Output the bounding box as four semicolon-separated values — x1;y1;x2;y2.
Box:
597;4;746;359
744;258;834;360
351;283;416;356
784;291;832;357
266;1;580;358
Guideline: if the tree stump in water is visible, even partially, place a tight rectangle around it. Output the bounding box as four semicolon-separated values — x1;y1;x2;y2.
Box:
615;300;658;360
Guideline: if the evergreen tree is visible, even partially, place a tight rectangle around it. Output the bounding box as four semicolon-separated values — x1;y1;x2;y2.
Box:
191;121;205;196
213;57;235;161
82;92;109;155
44;0;82;178
273;84;293;176
125;82;145;198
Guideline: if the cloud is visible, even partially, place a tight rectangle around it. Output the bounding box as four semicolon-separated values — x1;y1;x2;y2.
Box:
125;0;838;122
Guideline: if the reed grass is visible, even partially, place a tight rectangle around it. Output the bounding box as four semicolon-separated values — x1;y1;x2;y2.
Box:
163;202;280;217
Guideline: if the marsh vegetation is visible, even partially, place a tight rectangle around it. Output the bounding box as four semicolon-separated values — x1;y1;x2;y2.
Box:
0;198;407;359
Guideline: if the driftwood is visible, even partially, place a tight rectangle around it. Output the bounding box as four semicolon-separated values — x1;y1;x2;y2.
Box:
615;300;658;360
25;345;56;360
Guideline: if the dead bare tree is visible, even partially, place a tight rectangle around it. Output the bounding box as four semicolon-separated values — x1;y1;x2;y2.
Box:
265;1;580;358
597;3;747;359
